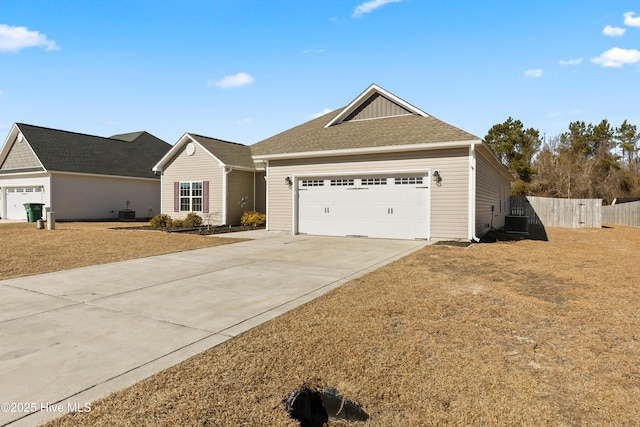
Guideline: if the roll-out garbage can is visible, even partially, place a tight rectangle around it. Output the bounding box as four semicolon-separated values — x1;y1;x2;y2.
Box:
23;203;45;222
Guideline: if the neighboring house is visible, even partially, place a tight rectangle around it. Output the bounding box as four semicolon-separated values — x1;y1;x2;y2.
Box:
152;133;266;225
0;123;171;220
250;84;513;240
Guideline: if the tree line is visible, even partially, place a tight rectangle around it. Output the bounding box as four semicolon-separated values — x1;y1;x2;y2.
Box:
485;117;640;204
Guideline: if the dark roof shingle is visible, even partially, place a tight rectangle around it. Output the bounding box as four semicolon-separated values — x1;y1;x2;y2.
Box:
250;108;480;157
189;134;255;169
16;123;171;179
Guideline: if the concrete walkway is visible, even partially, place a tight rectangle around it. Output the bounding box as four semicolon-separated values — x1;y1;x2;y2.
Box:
0;231;426;426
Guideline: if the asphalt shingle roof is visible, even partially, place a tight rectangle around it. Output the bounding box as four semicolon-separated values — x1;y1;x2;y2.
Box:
250;108;480;157
189;134;255;169
16;123;171;179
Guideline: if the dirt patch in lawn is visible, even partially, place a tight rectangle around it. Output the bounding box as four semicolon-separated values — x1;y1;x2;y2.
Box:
39;226;640;425
0;221;245;280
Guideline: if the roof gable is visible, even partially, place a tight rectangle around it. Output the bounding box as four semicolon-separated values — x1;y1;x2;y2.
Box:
190;134;255;170
324;83;429;128
153;133;256;171
0;127;44;173
250;84;479;158
3;123;171;179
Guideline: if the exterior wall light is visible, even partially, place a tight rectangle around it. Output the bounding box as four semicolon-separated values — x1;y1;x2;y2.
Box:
285;176;293;186
433;170;442;186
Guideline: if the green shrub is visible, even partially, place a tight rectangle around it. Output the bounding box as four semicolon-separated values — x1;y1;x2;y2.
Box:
171;218;185;228
183;212;203;228
150;213;173;228
512;180;527;196
240;211;266;227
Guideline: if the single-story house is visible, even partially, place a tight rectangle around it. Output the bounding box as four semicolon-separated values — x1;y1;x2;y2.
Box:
250;84;514;240
152;133;266;225
0;123;171;220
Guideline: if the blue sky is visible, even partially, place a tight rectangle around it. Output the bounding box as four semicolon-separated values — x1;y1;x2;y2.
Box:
1;1;639;146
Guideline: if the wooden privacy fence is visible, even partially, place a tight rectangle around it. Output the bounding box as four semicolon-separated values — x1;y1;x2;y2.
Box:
510;196;602;228
602;201;640;227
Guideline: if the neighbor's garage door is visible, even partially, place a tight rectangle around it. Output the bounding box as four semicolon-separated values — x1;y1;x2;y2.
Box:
297;175;430;239
5;187;43;220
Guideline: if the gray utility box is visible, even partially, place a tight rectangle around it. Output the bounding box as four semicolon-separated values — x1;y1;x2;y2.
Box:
505;215;529;234
119;209;135;220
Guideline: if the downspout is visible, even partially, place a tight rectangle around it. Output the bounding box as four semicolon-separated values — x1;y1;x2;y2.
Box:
223;166;232;225
469;143;480;242
265;160;269;230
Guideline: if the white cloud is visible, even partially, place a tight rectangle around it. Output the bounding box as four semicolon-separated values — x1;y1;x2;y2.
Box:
524;69;543;78
591;47;640;67
559;57;583;66
311;108;332;119
302;48;325;54
603;25;626;36
236;117;251;125
208;72;254;88
0;24;59;52
623;11;640;27
352;0;402;18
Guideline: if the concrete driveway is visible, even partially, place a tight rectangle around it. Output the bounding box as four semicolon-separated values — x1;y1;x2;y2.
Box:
0;231;426;426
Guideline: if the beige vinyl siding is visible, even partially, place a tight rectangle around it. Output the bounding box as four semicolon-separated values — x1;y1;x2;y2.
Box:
475;151;511;236
160;144;223;221
226;169;255;225
345;93;412;122
267;148;469;239
50;173;160;220
254;171;266;213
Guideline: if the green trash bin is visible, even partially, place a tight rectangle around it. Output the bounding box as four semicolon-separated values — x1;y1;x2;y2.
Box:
23;203;45;222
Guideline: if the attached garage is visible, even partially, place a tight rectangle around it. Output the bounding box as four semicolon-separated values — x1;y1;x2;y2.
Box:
252;84;514;241
296;174;430;239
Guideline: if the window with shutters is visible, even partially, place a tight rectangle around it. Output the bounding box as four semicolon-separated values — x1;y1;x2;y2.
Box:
179;181;203;211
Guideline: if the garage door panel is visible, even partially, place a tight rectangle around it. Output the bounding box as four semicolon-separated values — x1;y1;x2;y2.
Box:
5;187;44;220
297;175;430;240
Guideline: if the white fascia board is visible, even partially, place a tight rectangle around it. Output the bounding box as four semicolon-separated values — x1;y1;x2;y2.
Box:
0;123;20;162
324;84;429;128
0;170;49;178
252;139;481;161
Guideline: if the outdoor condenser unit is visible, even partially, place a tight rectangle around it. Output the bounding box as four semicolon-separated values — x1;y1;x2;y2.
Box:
504;215;529;234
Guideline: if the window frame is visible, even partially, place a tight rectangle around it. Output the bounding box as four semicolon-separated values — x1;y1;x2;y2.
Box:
179;181;203;212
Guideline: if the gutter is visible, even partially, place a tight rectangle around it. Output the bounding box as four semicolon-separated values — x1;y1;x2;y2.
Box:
252;139;480;161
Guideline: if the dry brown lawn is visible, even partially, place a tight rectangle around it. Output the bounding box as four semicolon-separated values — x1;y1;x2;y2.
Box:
14;224;640;426
0;222;243;280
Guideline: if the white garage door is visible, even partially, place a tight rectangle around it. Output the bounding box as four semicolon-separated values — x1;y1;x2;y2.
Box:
297;175;430;240
5;187;44;220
